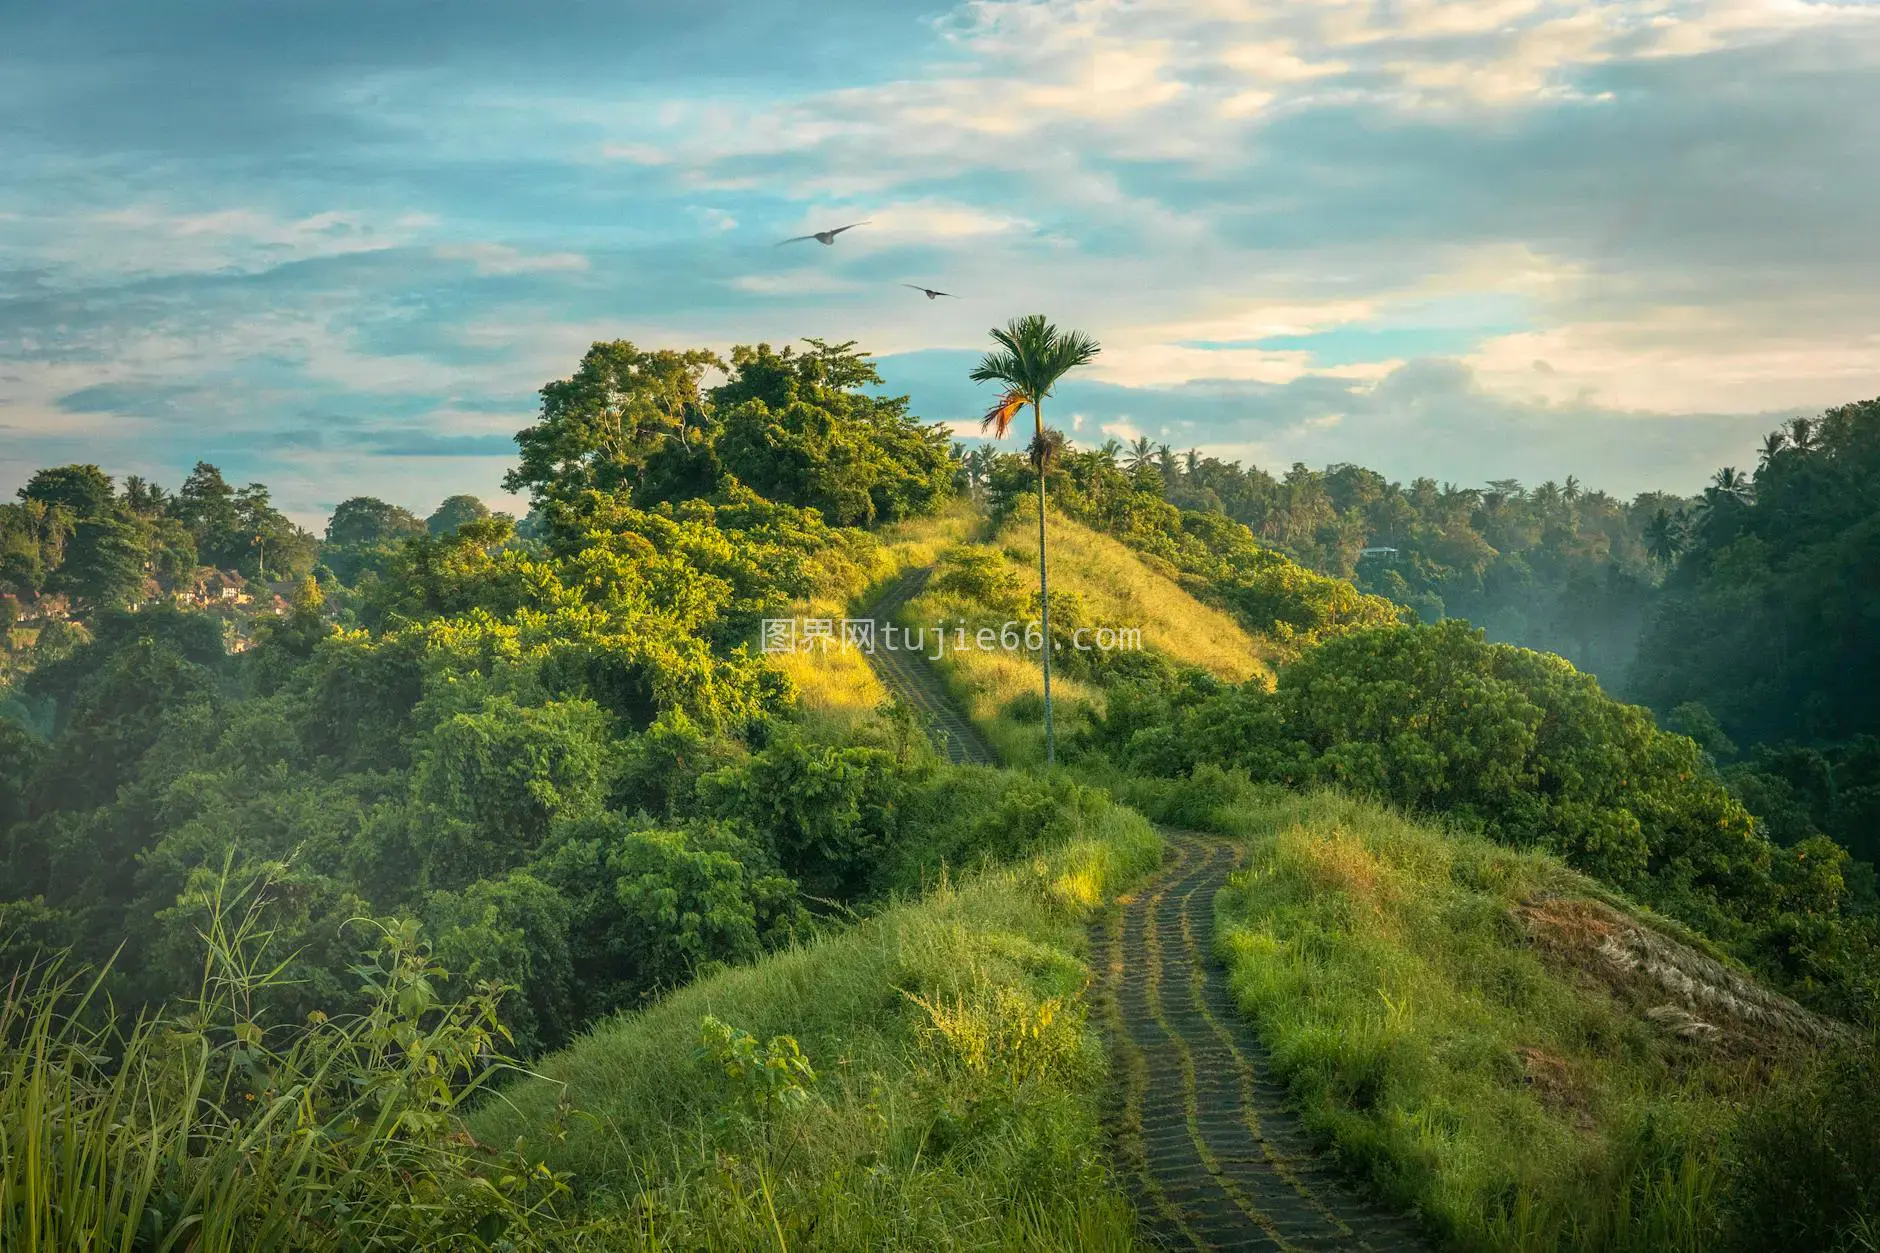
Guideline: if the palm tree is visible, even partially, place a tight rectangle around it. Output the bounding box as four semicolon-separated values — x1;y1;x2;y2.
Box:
972;314;1102;767
1097;438;1124;467
1184;447;1201;479
1125;436;1156;475
1644;507;1687;568
1787;416;1817;454
1710;466;1751;503
1759;430;1789;467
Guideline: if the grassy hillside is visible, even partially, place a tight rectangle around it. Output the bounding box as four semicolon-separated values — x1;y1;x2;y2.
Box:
772;501;984;729
895;504;1272;765
1179;786;1865;1253
468;791;1161;1251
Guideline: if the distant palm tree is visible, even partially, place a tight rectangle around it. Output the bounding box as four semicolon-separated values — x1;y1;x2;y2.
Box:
1759;430;1789;467
1097;438;1124;467
1690;466;1752;547
1710;466;1751;502
972;314;1102;767
1644;508;1687;568
1787;416;1817;454
1155;443;1176;482
1184;447;1201;478
1126;436;1156;475
1563;475;1582;504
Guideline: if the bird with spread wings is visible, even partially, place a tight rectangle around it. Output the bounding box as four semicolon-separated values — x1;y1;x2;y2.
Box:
776;221;870;246
902;284;958;300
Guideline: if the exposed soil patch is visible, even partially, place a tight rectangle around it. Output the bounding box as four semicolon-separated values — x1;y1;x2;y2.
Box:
1516;896;1852;1056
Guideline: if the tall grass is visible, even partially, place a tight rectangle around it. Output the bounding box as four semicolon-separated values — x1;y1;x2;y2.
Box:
776;502;984;726
469;804;1164;1250
1203;788;1810;1253
986;502;1270;685
1;867;592;1251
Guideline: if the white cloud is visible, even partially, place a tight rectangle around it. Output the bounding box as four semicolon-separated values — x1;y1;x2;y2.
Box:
728;271;865;295
2;204;423;281
433;243;590;275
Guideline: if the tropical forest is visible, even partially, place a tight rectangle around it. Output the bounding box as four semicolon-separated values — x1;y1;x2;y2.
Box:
2;325;1878;1252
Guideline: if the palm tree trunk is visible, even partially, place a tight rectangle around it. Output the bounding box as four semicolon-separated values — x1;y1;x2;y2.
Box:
1034;400;1054;766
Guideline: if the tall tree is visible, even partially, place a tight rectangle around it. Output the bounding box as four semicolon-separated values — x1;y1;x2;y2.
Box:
19;465;114;519
1643;508;1687;569
970;314;1101;766
1126;437;1156;475
506;341;722;507
326;497;426;548
426;494;492;536
59;517;148;610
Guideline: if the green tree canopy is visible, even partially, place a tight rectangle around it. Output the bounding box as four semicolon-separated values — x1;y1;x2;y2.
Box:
506;341;723;507
57;517;147;611
19;465;115;519
426;494;492;536
326;496;427;548
709;341;954;527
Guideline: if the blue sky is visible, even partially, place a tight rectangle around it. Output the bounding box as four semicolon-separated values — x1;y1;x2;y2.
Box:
3;0;1877;528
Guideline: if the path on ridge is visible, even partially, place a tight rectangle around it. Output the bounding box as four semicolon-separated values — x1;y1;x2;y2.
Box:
1094;832;1435;1252
855;568;1432;1250
860;567;999;767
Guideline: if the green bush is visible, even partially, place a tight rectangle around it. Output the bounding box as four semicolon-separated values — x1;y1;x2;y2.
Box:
930;545;1027;617
1721;1041;1880;1252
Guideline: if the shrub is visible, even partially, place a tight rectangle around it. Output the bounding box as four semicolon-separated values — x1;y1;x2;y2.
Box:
1722;1041;1880;1252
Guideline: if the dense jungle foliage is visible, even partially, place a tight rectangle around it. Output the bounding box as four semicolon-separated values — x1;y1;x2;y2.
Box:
2;333;1876;1249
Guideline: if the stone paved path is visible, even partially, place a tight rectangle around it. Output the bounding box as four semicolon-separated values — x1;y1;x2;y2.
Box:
856;573;1432;1250
860;567;999;768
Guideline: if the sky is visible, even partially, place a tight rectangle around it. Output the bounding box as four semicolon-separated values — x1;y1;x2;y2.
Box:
3;0;1877;530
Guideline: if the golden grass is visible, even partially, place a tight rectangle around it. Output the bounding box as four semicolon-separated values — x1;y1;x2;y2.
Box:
781;503;985;723
887;503;1272;766
989;508;1268;685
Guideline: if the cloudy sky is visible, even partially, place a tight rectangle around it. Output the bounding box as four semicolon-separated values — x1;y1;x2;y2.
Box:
3;0;1877;528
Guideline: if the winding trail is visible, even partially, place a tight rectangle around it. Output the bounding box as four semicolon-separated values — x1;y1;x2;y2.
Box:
1094;832;1434;1252
860;567;999;767
856;568;1430;1250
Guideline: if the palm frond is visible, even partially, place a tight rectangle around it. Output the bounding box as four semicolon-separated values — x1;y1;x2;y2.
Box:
981;390;1026;439
971;315;1101;401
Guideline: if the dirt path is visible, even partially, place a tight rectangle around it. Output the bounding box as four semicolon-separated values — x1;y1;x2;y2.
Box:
1093;831;1436;1252
854;581;1428;1249
860;567;999;768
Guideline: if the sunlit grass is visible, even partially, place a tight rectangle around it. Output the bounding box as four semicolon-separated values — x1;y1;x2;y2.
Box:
1197;787;1787;1253
779;502;984;725
986;504;1271;685
894;502;1271;766
468;803;1164;1251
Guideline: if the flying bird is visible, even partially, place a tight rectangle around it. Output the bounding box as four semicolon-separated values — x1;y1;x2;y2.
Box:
902;284;958;300
776;221;870;246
